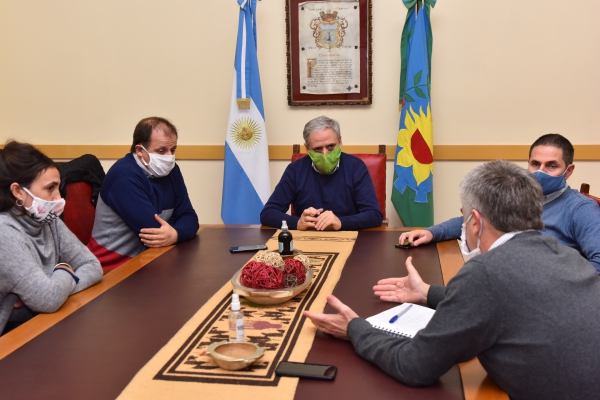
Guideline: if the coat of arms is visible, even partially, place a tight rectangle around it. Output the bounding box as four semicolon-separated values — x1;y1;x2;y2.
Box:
310;10;348;50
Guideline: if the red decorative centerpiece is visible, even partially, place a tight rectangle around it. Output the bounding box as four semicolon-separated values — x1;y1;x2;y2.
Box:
232;252;313;305
283;258;306;287
241;261;284;289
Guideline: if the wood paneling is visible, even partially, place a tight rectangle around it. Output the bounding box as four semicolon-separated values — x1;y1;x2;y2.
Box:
2;144;599;161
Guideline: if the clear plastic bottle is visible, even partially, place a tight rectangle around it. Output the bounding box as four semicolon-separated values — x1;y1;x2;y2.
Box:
278;220;294;255
228;294;245;342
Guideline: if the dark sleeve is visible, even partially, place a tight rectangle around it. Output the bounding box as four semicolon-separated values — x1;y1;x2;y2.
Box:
169;166;200;243
426;284;446;309
104;174;165;235
347;261;498;386
260;164;300;229
337;161;383;230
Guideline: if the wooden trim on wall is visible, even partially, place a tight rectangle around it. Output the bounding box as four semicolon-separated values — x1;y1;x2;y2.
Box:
1;144;599;162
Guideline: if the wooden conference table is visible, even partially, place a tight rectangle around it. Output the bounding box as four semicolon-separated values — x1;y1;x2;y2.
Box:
0;226;507;400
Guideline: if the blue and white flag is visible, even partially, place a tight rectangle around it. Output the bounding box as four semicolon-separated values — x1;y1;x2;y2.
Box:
221;0;271;224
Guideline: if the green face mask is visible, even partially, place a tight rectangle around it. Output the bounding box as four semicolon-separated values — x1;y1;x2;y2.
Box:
308;145;342;174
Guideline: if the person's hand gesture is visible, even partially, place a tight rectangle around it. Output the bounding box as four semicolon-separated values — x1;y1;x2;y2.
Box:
303;295;359;340
373;256;430;305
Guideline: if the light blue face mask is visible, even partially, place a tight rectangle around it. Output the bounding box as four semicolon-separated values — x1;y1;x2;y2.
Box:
531;168;568;195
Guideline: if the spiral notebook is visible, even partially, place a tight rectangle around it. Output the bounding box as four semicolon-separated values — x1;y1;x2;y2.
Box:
366;303;435;338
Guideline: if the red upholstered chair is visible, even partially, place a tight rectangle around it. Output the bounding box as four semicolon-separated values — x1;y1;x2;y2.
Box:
58;154;104;245
62;181;97;244
580;183;600;206
292;144;387;225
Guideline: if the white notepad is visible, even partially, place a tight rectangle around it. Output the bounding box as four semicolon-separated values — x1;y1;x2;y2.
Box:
366;303;435;338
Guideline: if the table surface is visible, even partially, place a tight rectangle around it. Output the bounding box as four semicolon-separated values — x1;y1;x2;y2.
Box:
0;226;507;400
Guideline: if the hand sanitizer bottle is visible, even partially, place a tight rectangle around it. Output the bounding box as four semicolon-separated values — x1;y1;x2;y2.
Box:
229;294;244;342
278;220;293;255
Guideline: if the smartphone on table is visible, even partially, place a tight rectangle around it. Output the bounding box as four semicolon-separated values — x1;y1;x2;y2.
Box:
229;244;268;253
275;361;337;380
395;235;413;249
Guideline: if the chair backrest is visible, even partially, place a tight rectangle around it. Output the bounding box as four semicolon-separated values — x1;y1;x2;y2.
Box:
62;181;96;244
58;154;105;245
580;183;600;206
292;144;387;219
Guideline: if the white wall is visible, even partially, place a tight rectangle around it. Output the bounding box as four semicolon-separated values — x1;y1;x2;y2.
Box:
2;0;599;226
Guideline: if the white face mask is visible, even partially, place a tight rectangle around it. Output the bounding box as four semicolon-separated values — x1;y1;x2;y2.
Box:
460;212;483;261
22;187;65;224
140;145;175;178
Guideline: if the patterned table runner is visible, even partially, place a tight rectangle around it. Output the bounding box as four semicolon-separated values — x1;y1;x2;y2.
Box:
118;230;357;400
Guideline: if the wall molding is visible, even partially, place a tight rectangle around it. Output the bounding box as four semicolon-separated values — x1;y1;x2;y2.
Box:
2;144;599;161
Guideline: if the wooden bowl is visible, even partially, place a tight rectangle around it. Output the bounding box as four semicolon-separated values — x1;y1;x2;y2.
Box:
206;341;264;371
231;266;313;305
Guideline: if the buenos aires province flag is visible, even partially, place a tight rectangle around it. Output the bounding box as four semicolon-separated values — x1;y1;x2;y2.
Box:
221;0;271;224
392;0;436;227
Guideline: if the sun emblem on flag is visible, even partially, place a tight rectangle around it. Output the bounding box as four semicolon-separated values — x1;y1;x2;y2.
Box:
396;105;433;186
230;117;262;150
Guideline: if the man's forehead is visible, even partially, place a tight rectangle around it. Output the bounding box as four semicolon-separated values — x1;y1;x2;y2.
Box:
529;145;563;161
308;128;338;144
150;129;178;147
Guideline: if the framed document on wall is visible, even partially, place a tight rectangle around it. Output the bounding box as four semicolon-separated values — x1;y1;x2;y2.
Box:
286;0;372;106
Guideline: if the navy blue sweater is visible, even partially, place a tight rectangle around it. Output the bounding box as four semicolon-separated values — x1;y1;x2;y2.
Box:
260;153;382;230
89;153;199;269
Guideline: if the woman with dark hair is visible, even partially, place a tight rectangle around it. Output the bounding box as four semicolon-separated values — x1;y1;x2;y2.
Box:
0;141;102;334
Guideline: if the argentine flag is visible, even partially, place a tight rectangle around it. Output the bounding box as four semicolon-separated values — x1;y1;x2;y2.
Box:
222;0;271;224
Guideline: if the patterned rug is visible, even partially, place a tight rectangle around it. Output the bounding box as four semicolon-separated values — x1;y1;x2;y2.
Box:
118;230;357;400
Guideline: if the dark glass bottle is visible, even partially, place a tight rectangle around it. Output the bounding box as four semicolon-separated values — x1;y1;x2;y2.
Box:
278;220;293;255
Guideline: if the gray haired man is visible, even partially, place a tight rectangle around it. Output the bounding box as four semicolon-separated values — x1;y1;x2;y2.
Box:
305;160;600;399
260;115;382;231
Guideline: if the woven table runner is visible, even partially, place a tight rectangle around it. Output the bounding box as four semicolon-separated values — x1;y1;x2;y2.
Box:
118;230;358;400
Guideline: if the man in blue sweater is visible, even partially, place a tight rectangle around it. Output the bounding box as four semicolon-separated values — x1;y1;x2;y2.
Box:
399;134;600;274
88;117;199;270
260;116;382;231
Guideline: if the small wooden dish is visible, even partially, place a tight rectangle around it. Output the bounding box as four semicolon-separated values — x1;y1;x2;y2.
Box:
206;341;264;371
